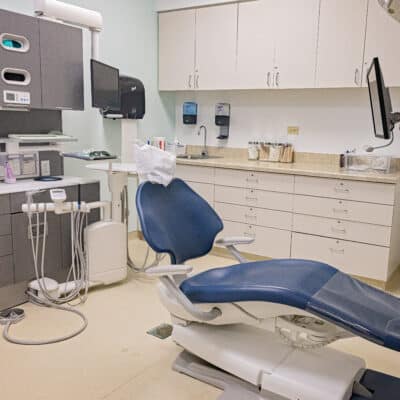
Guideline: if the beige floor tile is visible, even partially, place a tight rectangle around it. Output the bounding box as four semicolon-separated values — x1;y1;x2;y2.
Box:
0;239;399;400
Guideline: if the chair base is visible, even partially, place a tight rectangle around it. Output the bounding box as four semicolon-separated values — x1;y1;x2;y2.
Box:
174;351;400;400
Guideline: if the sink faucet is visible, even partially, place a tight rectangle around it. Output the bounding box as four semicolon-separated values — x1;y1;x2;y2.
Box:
198;125;208;157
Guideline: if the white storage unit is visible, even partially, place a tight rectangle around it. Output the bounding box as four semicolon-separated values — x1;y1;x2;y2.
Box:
175;163;400;283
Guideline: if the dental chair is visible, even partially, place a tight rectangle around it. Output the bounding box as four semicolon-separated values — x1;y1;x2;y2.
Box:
136;178;400;400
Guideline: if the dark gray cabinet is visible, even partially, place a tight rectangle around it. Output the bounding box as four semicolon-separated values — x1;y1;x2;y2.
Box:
39;20;84;110
0;9;42;109
0;9;84;111
0;181;100;310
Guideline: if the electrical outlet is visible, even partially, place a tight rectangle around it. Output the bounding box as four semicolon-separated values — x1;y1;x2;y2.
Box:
41;160;51;176
287;126;300;135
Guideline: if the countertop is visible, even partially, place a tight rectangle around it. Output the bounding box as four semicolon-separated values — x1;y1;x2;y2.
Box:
177;157;400;184
0;176;99;195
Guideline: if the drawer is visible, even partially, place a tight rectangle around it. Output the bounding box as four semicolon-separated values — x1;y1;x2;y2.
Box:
0;215;11;236
294;176;395;205
293;195;394;226
0;236;12;257
216;202;292;231
293;214;391;247
291;233;389;281
215;169;294;193
187;181;214;205
218;220;291;258
215;185;293;212
175;165;214;184
0;255;14;288
0;195;10;215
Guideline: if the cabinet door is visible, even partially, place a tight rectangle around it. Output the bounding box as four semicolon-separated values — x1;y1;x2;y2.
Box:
236;0;276;89
159;10;196;91
0;9;42;108
317;0;368;88
39;19;84;110
274;0;320;89
195;4;238;90
364;0;400;87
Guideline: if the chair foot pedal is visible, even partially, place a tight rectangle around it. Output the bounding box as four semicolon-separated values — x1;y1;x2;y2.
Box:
147;323;173;340
173;351;278;400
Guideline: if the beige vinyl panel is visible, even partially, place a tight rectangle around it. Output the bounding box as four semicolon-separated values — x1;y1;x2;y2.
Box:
175;165;214;184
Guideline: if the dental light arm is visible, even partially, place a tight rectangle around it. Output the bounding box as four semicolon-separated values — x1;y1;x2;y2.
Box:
33;0;103;59
216;236;255;263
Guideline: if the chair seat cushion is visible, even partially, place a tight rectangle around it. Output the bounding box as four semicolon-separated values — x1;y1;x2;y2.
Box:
180;259;400;351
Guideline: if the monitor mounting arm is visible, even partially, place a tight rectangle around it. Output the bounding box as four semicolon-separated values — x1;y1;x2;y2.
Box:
33;0;103;59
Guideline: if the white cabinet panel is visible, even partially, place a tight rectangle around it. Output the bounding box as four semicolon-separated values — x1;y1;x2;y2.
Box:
220;220;291;258
215;185;293;212
293;214;391;247
215;168;294;193
158;10;196;90
175;165;214;183
364;0;400;87
236;0;276;89
186;181;214;205
316;0;368;88
274;0;320;89
195;4;238;90
294;176;395;205
291;233;390;281
216;202;292;230
294;195;394;226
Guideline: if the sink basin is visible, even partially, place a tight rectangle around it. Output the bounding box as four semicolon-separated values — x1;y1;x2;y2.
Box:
177;154;222;160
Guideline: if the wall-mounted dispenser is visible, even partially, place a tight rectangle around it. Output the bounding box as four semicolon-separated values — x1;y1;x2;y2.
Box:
183;102;197;125
215;103;230;139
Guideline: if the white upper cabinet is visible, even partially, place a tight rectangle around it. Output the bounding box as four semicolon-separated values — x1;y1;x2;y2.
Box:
364;0;400;87
158;9;196;90
273;0;320;89
236;0;276;89
195;4;238;90
316;0;368;88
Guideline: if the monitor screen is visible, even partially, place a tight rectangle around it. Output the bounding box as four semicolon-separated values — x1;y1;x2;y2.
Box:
90;60;120;110
367;58;392;140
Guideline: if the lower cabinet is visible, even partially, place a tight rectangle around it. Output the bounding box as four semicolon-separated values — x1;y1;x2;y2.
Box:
291;233;390;281
218;220;292;259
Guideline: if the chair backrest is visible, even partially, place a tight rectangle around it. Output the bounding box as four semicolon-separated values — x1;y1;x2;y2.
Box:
136;178;223;264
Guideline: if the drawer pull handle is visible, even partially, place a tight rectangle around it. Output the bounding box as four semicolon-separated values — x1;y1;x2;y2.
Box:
245;214;257;219
245;197;258;202
331;226;347;234
244;233;256;239
246;178;259;183
334;185;350;193
330;248;345;255
332;208;349;214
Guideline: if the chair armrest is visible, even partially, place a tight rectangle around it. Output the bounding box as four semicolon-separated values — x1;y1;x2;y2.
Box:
216;236;255;246
145;265;193;277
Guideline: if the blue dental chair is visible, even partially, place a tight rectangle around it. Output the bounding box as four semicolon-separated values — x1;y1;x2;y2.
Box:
136;178;400;400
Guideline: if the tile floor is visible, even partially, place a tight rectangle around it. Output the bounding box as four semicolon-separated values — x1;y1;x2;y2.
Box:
0;239;399;400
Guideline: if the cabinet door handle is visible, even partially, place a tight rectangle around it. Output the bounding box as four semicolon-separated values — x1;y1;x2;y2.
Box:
188;74;192;89
332;208;349;214
275;71;280;87
331;226;347;234
354;68;360;86
267;72;271;87
330;247;345;255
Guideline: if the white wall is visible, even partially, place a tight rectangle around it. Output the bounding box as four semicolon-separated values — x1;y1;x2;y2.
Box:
175;88;400;156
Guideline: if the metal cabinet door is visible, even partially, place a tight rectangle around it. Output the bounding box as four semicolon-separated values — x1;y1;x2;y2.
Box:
0;9;42;108
12;211;63;283
39;19;84;110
